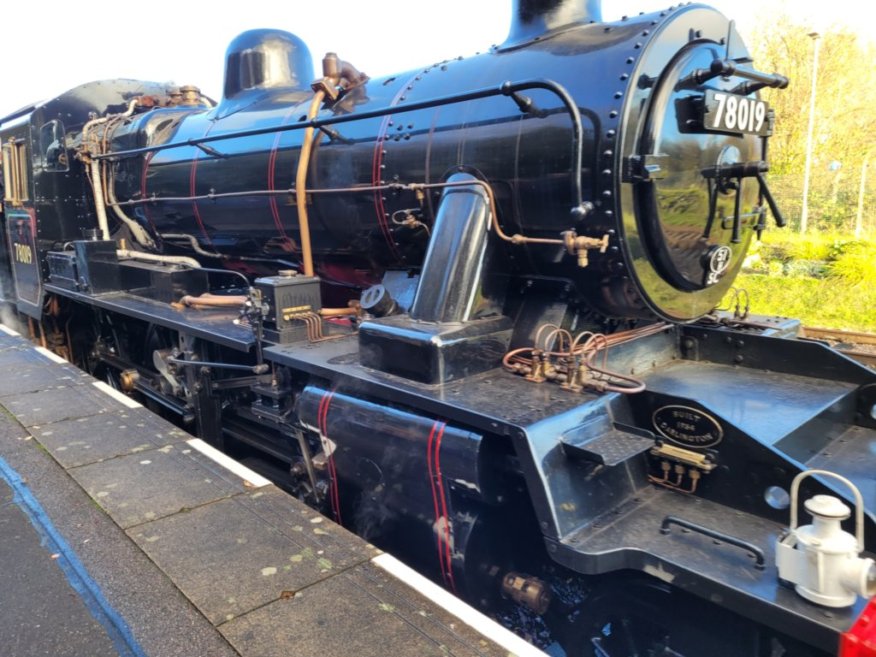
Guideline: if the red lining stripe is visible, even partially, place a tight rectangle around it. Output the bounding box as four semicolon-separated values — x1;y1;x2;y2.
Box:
190;124;215;247
426;421;449;587
371;119;398;259
427;420;456;592
318;390;342;525
267;107;298;242
433;422;457;593
371;73;420;261
140;151;158;233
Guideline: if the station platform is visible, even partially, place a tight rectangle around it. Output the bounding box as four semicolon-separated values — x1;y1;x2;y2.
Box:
0;324;544;657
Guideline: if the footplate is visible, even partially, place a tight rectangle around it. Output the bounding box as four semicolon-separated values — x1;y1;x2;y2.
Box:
561;418;655;466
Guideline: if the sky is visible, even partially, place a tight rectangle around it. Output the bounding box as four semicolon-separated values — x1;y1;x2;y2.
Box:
0;0;866;118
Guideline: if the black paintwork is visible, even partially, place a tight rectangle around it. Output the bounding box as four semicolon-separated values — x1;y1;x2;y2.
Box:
261;321;876;652
359;314;513;384
2;4;872;655
0;79;170;316
38;257;876;654
101;5;761;322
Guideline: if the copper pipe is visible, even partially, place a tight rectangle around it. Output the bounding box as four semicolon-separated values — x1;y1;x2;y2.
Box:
409;180;564;246
113;179;565;249
502;347;535;370
296;91;326;277
117;249;200;269
180;293;247;308
503;323;662;394
311;313;321;340
286;310;354;343
534;323;573;351
37;321;48;348
318;307;358;318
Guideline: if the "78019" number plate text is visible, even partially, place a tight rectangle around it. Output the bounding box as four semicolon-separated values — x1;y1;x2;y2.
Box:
702;90;770;137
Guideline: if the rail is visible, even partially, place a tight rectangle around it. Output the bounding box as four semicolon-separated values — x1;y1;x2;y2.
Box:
802;326;876;368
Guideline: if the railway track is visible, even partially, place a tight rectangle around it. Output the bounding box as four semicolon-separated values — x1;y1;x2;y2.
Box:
802;326;876;367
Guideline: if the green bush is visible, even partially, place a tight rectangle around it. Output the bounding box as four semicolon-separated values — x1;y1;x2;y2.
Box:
828;242;876;287
733;231;876;331
756;230;862;264
734;273;876;331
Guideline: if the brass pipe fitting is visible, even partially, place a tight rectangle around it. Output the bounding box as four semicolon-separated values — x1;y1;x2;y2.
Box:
501;572;551;615
525;351;547;382
562;230;610;268
120;369;140;393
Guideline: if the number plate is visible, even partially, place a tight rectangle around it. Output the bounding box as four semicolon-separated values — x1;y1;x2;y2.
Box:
702;90;770;136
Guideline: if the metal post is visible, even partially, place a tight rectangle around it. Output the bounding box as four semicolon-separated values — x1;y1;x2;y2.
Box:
800;32;820;234
856;156;869;239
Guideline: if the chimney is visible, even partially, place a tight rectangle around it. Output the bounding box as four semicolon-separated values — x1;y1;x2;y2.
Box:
504;0;602;45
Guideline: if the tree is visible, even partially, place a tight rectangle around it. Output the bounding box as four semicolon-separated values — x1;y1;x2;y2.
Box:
744;12;876;232
750;14;876;178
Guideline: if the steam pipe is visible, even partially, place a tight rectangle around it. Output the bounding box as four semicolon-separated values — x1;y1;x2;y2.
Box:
160;232;299;268
88;159;111;241
82;100;142;242
116;249;200;269
296;90;325;278
120;180;564;249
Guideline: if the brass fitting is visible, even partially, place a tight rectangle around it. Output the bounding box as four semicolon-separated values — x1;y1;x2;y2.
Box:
561;362;587;392
525;351;547;383
179;85;202;106
501;572;551;615
313;52;369;103
311;77;341;102
562;230;610;268
120;369;140;393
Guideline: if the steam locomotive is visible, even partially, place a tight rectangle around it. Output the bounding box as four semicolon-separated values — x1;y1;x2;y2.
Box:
1;1;874;654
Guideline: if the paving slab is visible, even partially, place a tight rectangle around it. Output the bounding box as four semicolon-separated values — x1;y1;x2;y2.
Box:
0;401;239;657
0;333;29;351
0;340;81;369
128;487;378;625
0;359;85;395
0;473;12;504
239;484;379;566
0;481;119;657
221;560;507;657
33;409;189;469
0;341;50;361
70;443;247;528
2;384;118;426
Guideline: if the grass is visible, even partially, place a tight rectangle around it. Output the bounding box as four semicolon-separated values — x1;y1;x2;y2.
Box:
735;231;876;332
733;273;876;331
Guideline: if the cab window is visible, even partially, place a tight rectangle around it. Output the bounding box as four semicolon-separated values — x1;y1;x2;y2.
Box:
39;120;68;172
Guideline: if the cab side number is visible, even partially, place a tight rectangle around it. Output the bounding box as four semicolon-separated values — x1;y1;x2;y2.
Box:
14;242;33;264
